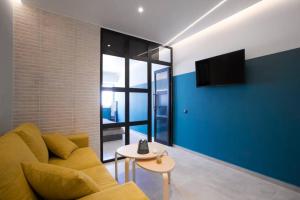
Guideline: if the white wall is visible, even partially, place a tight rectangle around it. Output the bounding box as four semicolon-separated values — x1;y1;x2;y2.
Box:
0;0;13;134
172;0;300;76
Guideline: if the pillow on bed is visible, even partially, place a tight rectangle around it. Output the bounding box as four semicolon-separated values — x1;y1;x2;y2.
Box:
42;133;78;159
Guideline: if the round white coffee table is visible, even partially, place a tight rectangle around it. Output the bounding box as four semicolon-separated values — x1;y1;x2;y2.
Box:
115;142;166;182
137;156;175;200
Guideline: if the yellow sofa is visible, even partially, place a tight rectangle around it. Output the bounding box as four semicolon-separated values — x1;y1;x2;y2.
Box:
0;123;149;200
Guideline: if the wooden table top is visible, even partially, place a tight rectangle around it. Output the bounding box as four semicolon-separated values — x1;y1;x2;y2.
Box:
137;155;175;173
116;142;166;160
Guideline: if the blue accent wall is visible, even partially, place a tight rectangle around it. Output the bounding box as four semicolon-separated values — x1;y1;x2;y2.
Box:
173;48;300;186
102;108;111;119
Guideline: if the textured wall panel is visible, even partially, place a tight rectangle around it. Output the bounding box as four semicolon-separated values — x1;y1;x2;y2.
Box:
13;4;100;156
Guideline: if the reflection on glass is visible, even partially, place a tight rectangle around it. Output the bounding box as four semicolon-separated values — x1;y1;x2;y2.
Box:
130;93;148;121
154;68;169;144
130;59;147;89
156;118;168;142
103;127;125;160
151;46;171;63
130;125;148;144
102;92;125;124
129;39;148;59
102;54;125;88
159;47;171;62
152;64;169;81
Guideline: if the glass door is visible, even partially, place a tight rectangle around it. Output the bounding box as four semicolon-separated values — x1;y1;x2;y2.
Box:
100;28;173;162
154;67;172;145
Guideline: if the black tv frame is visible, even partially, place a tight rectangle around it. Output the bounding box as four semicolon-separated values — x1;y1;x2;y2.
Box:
195;49;245;87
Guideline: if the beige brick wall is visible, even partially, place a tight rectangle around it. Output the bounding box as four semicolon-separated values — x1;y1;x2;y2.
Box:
12;4;100;156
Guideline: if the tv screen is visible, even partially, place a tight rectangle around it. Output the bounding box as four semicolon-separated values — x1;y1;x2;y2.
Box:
195;49;245;87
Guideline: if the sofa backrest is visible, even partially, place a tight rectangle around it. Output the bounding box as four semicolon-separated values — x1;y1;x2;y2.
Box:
0;132;38;200
14;123;49;162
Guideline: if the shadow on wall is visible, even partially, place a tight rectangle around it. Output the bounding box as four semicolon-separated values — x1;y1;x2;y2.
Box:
173;48;300;187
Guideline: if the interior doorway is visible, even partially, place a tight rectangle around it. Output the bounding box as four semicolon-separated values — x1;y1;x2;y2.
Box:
100;28;173;163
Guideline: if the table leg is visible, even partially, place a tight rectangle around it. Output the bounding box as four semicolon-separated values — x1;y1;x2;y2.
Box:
168;172;171;184
115;152;118;182
125;158;130;182
132;159;136;182
163;173;169;200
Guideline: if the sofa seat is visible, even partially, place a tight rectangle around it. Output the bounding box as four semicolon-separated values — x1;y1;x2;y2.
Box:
81;165;118;191
78;182;149;200
49;147;101;170
0;123;149;200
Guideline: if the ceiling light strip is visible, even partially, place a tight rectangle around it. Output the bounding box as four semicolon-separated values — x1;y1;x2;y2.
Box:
164;0;227;46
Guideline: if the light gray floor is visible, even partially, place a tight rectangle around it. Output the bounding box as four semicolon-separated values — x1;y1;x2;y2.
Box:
105;143;300;200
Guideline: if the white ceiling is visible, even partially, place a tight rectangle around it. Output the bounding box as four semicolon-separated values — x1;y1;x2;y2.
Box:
23;0;261;45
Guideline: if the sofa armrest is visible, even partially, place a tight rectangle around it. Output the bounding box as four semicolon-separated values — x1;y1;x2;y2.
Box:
78;182;149;200
66;133;89;148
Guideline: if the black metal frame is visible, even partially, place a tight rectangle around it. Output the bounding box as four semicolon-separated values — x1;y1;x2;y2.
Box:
100;28;173;163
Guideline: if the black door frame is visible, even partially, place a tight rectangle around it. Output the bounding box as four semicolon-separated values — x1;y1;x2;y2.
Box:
154;67;172;146
100;28;173;163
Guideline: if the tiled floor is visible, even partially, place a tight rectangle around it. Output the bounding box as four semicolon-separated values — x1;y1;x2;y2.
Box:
105;143;300;200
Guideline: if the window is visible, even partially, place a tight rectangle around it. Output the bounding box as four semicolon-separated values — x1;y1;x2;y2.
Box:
102;91;113;108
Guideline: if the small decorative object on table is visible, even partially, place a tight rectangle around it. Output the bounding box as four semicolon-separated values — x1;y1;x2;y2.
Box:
137;139;149;154
156;150;168;164
156;155;162;164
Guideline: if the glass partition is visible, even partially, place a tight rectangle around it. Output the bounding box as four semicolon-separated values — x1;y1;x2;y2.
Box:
101;29;172;162
150;46;171;63
102;91;125;124
130;125;148;144
102;54;125;88
130;59;147;89
130;93;148;122
103;127;125;160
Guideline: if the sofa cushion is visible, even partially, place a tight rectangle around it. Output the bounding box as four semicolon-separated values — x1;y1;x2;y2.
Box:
66;133;89;148
49;147;101;170
43;133;78;159
0;132;38;200
78;182;149;200
21;162;100;200
81;165;118;191
14;123;49;162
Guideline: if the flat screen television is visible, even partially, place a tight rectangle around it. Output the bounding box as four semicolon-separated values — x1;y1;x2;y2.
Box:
195;49;245;87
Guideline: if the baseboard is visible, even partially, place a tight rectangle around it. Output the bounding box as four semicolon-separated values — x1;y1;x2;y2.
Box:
173;144;300;193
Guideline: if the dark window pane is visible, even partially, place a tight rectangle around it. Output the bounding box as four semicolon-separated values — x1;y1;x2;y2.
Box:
129;39;148;59
102;30;127;56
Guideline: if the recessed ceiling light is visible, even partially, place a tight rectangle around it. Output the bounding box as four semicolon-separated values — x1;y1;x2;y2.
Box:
138;6;144;13
107;44;111;47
